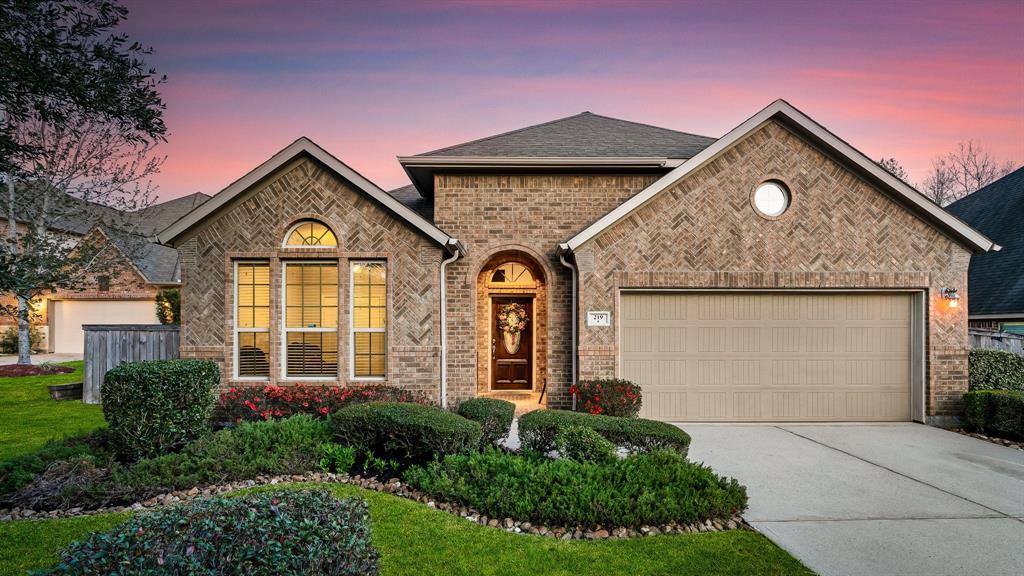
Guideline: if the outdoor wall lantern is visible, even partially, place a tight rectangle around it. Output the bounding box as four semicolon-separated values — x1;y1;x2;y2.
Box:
940;287;960;308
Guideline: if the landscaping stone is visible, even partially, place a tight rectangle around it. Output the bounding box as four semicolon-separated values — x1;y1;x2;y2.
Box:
0;470;749;540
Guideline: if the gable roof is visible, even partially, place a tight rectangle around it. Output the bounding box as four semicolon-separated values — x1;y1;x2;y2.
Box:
415;111;716;159
398;112;716;196
560;99;998;254
947;167;1024;317
158;137;462;253
101;227;182;284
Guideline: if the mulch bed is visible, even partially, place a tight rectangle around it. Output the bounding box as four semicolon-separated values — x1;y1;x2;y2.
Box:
0;363;74;377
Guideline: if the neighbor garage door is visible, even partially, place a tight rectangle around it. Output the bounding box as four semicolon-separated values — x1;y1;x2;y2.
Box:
49;299;157;354
621;292;913;422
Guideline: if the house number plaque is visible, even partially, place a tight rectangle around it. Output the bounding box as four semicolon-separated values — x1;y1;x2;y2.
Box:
586;311;611;327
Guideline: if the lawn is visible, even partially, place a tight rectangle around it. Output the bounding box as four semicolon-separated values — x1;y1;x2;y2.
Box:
0;482;813;576
0;361;104;461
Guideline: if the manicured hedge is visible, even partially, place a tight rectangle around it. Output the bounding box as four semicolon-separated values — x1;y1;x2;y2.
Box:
518;409;690;456
963;390;1024;440
330;402;481;465
457;397;515;446
969;349;1024;392
571;379;642;417
102;359;219;461
405;448;746;528
40;490;379;576
554;425;617;463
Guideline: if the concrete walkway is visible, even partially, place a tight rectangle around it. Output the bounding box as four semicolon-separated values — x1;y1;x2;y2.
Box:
685;423;1024;576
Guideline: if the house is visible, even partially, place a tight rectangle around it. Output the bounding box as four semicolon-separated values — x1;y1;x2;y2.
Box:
947;167;1024;334
0;192;209;353
159;100;997;425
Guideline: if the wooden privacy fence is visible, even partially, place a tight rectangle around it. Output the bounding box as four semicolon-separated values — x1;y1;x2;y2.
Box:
969;329;1024;356
82;324;180;404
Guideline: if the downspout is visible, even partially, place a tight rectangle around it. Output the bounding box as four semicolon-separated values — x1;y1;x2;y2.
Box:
439;239;464;409
557;244;578;411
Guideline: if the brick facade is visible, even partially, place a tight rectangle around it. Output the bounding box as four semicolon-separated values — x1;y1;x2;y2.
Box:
433;173;660;407
573;121;972;419
177;156;445;398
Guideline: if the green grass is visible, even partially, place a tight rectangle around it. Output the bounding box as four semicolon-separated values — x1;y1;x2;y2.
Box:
0;361;104;461
0;482;813;576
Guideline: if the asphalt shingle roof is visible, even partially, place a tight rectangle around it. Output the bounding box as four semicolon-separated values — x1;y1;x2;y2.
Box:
386;184;433;221
947;166;1024;316
416;112;716;159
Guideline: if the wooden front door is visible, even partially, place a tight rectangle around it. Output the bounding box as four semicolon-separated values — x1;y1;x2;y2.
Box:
491;296;533;390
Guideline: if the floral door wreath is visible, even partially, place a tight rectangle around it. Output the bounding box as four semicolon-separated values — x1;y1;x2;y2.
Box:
497;303;529;336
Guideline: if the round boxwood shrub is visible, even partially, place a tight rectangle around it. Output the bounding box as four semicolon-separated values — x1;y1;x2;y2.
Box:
554;424;617;463
969;349;1024;392
102;359;220;461
518;409;690;456
39;489;379;575
457;397;515;446
406;448;746;528
571;379;642;417
329;402;481;465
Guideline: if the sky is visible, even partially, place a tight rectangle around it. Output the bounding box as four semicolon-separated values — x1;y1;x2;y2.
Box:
120;0;1024;201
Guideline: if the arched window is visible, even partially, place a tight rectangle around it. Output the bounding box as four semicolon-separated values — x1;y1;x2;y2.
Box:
487;261;538;288
284;220;337;247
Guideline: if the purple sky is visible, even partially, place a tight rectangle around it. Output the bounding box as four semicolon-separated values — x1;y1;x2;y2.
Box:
121;0;1024;200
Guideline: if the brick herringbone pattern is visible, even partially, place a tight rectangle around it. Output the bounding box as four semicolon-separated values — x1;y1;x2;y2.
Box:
180;157;443;395
578;121;972;417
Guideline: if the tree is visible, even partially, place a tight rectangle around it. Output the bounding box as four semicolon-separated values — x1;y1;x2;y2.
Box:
0;0;165;364
922;141;1016;206
878;157;910;183
155;288;179;324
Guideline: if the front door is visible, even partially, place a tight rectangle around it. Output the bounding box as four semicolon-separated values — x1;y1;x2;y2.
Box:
491;296;533;390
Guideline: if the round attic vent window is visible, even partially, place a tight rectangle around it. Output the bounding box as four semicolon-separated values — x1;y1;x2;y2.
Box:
752;181;791;218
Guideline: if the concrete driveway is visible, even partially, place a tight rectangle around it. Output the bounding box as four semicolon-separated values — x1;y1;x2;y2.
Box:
686;423;1024;576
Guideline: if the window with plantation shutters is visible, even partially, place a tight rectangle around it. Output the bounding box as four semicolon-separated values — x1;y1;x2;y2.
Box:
235;262;271;378
283;262;339;378
350;261;386;379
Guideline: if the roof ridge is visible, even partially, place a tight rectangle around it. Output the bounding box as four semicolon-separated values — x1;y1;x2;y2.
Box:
414;111;593;157
582;111;716;142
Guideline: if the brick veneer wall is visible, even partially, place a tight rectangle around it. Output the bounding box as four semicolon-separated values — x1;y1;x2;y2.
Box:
574;121;972;419
433;173;661;407
177;156;444;397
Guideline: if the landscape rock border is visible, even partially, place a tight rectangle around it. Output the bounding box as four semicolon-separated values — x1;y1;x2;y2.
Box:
952;428;1024;451
0;472;749;540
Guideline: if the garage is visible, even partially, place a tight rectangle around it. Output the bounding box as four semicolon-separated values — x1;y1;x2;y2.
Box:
48;299;158;354
620;292;920;422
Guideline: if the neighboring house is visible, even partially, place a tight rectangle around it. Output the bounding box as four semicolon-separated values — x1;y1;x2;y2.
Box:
0;192;210;353
160;100;997;426
947;166;1024;334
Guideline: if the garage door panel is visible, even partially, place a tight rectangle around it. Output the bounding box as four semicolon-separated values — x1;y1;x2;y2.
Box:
624;292;912;422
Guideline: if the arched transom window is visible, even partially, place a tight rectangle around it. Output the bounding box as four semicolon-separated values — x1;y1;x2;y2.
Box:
284;220;337;247
487;261;538;288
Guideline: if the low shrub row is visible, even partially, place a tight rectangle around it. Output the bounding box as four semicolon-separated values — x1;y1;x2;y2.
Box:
968;349;1024;392
40;490;379;576
102;359;220;462
518;409;691;456
330;402;481;466
457;397;515;446
570;379;642;417
963;390;1024;440
218;383;432;423
554;425;617;463
3;415;338;511
405;448;746;528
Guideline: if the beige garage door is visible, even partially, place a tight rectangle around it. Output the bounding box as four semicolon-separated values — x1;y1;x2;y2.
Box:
621;292;912;422
49;299;158;354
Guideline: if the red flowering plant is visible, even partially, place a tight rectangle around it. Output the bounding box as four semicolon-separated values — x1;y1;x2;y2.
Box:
217;383;431;423
569;379;642;418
